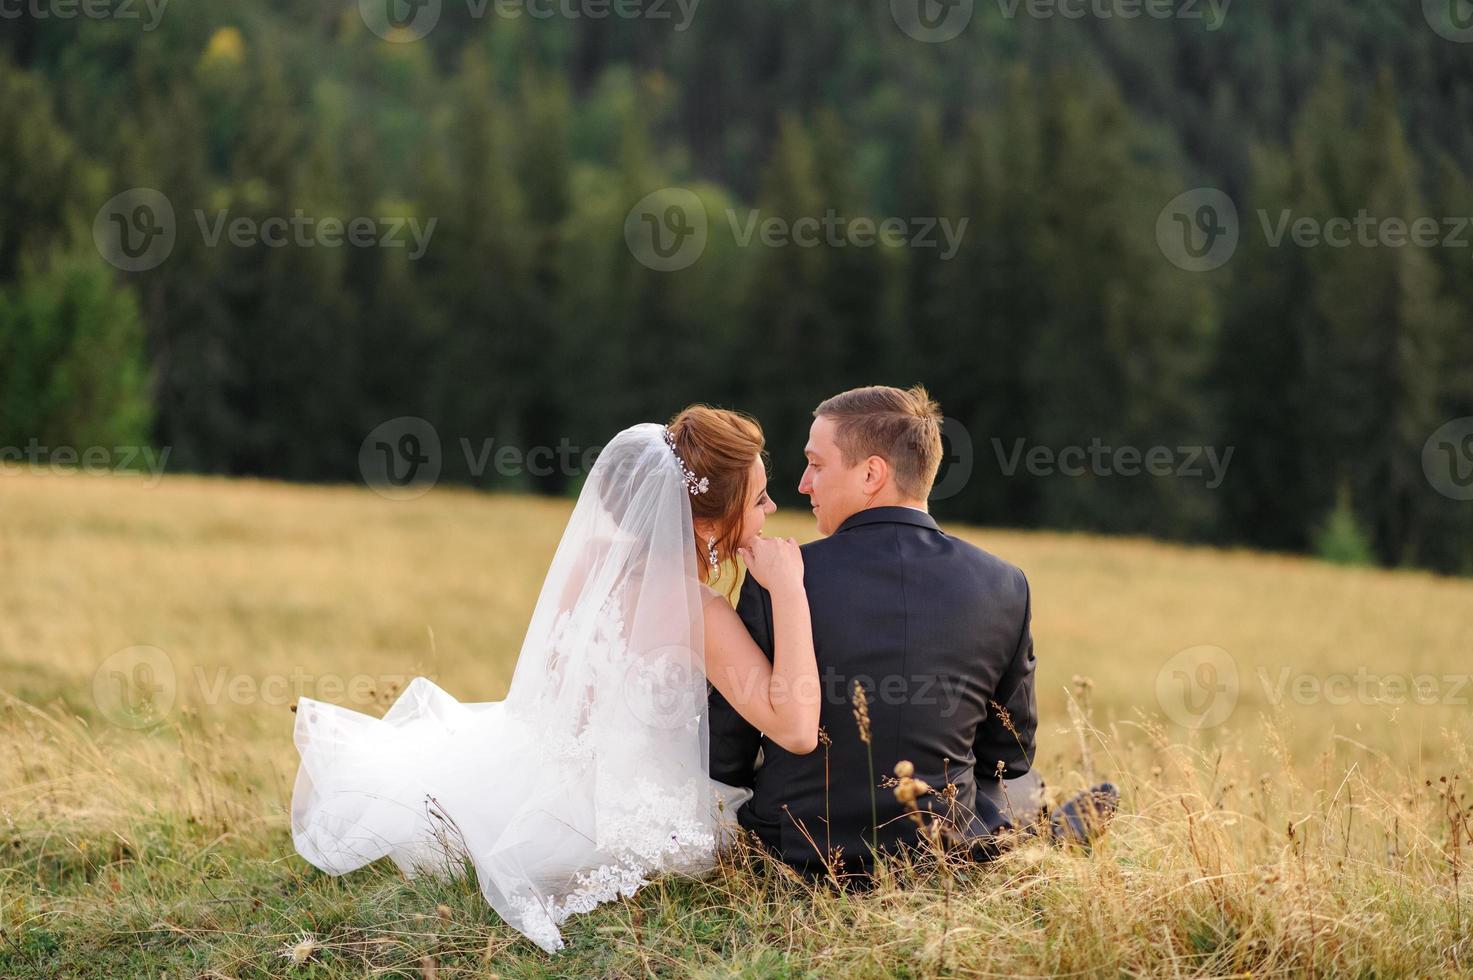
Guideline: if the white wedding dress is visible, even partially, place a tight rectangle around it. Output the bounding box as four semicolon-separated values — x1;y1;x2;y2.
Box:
290;424;752;953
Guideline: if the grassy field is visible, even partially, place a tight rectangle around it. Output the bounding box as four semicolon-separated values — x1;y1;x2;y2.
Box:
2;469;1472;977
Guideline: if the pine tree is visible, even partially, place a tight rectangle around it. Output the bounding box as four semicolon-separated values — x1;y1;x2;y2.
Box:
418;44;531;487
1292;67;1451;567
1026;71;1218;538
737;113;839;475
0;249;152;453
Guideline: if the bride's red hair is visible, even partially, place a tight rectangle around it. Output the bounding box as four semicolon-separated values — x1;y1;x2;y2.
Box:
665;405;766;590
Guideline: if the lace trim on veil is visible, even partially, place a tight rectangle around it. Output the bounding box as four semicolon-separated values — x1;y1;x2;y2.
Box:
498;595;715;951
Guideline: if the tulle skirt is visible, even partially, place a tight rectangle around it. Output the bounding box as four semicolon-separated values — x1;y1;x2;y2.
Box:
290;677;751;951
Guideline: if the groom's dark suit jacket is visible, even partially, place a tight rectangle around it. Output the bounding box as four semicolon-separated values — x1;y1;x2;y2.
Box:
708;507;1037;873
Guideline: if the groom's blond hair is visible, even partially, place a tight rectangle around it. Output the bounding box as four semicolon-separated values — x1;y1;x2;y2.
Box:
814;385;943;501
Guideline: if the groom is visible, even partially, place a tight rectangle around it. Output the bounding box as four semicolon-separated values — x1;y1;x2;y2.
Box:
708;385;1110;875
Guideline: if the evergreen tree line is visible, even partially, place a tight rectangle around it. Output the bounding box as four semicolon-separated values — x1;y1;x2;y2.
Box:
1;1;1469;573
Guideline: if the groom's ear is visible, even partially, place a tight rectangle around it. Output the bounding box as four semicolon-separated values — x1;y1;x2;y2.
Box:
861;454;892;495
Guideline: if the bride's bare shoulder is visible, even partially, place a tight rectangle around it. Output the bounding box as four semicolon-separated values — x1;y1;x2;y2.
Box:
699;584;738;616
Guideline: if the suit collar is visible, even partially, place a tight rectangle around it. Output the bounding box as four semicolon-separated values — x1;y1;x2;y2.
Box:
835;506;939;534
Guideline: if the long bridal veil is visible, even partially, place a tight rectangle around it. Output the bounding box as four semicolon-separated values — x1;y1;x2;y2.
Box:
290;423;717;952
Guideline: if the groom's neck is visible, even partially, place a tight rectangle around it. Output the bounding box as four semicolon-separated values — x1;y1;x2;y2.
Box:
862;494;929;514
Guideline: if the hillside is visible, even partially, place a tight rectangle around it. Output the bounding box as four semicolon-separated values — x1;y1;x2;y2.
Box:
2;471;1470;975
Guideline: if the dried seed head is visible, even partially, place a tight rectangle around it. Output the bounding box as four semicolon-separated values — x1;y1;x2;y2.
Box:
989;700;1018;737
894;771;935;829
894;760;915;778
851;681;871;745
281;933;319;966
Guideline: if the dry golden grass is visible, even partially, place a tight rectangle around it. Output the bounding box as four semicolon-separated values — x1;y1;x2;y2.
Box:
2;469;1471;977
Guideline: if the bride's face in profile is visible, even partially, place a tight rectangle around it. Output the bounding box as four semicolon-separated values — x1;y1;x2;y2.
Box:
733;456;777;548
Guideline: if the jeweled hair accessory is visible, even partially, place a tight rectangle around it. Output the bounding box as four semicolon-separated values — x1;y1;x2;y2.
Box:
663;427;710;496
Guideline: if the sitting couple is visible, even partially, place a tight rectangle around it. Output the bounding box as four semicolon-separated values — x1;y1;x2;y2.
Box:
290;384;1116;953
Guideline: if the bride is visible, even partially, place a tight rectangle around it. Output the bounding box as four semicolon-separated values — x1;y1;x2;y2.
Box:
289;407;820;952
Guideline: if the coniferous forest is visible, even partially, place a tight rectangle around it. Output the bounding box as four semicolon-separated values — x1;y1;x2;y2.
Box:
3;0;1472;573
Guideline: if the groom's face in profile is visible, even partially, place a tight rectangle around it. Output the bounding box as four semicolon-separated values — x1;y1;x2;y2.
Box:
799;416;871;536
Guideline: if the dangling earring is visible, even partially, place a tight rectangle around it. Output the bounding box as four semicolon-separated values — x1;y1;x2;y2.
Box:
706;536;719;571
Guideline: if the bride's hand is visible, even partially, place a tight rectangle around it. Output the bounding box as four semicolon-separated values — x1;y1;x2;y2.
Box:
737;534;804;593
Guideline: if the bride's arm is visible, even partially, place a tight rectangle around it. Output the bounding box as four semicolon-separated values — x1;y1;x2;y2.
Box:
703;537;820;755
